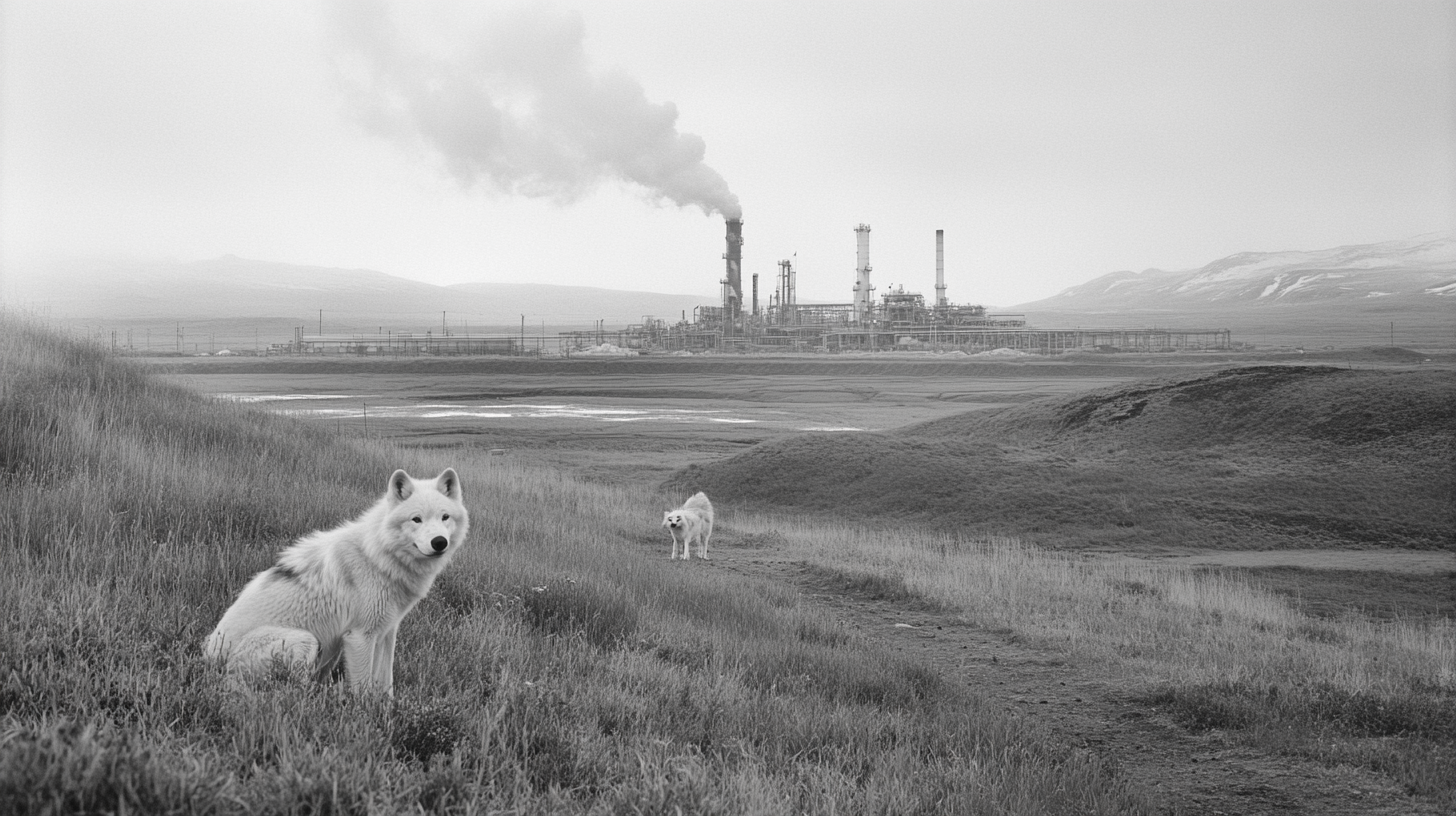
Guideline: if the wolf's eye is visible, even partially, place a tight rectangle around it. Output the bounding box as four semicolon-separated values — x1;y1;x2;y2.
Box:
442;514;450;521
412;516;422;524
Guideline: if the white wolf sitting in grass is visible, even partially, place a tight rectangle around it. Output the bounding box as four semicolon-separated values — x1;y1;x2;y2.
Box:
205;468;468;694
663;491;713;560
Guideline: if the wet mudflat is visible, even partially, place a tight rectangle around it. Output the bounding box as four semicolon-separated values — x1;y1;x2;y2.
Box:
155;353;1205;453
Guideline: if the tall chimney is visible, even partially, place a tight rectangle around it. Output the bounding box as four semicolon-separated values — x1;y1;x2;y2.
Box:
752;272;759;317
788;256;796;310
778;258;797;325
723;218;744;335
935;229;947;307
852;224;874;323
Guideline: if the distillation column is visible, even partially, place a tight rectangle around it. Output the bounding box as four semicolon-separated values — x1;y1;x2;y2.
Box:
776;259;792;325
851;224;874;323
935;229;947;307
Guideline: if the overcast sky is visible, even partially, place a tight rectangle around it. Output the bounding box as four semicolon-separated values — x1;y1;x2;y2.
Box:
3;0;1452;307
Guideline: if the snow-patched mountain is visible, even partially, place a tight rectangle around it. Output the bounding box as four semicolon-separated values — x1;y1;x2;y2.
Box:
1015;234;1456;312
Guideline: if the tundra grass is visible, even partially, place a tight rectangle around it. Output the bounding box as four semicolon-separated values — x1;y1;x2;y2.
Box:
727;513;1456;803
0;314;1152;814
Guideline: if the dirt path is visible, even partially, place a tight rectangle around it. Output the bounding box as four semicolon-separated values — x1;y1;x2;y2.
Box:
1116;549;1456;574
710;547;1445;816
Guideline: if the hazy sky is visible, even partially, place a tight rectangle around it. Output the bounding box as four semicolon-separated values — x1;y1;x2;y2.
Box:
3;0;1452;307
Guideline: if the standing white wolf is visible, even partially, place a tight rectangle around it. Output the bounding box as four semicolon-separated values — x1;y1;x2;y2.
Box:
205;468;468;694
662;491;713;560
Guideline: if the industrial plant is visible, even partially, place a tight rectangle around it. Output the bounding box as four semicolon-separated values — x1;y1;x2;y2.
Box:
286;219;1231;356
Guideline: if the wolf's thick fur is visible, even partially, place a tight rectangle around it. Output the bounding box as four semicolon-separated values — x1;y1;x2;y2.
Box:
662;491;713;560
205;468;468;694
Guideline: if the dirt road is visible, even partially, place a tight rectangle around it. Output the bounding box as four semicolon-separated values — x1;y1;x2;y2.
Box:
712;545;1446;816
1119;549;1456;575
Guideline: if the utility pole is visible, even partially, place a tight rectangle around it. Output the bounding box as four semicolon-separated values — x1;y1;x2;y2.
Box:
318;310;323;335
520;314;525;356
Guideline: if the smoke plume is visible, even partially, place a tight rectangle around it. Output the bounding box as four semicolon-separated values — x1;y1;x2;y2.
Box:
329;2;741;220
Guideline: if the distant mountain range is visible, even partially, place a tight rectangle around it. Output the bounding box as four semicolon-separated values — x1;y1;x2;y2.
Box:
8;234;1451;339
1012;233;1454;313
4;255;714;328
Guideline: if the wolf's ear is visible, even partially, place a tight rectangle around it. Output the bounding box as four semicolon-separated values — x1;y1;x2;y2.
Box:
436;468;462;500
388;469;413;503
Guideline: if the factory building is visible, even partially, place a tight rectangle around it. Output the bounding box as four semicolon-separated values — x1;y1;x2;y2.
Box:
645;220;1230;354
282;219;1231;356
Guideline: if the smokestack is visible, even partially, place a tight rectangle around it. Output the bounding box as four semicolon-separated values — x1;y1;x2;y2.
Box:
935;229;947;307
852;224;873;323
752;273;759;317
723;218;744;334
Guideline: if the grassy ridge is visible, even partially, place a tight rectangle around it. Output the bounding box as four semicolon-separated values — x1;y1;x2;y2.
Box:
0;314;1151;814
722;517;1456;801
670;365;1456;550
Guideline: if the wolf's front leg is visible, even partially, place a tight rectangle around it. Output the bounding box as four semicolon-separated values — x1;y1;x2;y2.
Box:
372;627;397;695
343;630;382;693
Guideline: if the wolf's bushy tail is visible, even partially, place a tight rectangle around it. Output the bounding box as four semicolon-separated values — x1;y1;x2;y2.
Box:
684;491;713;515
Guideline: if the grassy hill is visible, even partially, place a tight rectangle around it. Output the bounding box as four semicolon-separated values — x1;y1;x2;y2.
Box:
668;365;1456;551
3;316;1451;811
